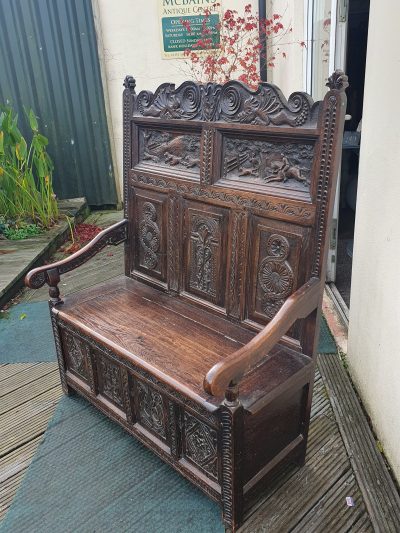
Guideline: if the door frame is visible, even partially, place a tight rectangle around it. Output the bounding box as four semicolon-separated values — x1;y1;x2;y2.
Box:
304;0;349;281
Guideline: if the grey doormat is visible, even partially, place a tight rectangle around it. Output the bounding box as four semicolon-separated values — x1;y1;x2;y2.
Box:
0;395;223;533
0;301;56;363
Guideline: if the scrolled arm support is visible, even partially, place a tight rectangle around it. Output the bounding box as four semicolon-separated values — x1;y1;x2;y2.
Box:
204;277;323;398
25;219;128;304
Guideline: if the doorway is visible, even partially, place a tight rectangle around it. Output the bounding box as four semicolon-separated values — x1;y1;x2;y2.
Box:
333;0;369;312
307;0;370;319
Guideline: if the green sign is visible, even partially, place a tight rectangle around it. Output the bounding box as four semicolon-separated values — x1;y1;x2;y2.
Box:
161;14;220;55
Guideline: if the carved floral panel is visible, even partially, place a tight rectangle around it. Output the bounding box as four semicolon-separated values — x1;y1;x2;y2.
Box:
138;128;201;175
184;204;228;306
97;356;123;407
183;411;218;480
136;380;167;439
248;219;305;325
221;137;314;193
257;234;294;319
63;331;88;380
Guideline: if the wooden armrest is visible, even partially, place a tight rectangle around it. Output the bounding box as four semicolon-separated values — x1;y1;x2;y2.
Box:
25;219;128;300
204;277;323;397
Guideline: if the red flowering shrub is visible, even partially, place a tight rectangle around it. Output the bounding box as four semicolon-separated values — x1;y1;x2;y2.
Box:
62;223;102;254
180;4;292;88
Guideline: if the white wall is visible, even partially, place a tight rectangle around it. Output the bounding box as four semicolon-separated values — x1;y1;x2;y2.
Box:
348;0;400;481
266;0;305;95
93;0;306;197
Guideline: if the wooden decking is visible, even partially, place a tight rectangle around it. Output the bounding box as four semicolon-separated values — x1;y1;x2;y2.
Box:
0;360;373;530
1;211;399;531
0;362;62;518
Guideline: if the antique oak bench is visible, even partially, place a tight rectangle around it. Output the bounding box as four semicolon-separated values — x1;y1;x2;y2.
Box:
26;71;347;531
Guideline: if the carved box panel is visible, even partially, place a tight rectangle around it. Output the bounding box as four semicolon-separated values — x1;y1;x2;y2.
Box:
131;188;168;283
182;410;218;481
182;200;229;307
61;329;90;382
96;354;125;409
134;379;168;442
247;216;310;325
135;125;201;179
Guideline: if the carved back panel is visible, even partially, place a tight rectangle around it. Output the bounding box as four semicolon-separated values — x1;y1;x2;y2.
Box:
123;72;347;348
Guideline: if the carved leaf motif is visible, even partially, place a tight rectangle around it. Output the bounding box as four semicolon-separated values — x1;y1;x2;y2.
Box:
137;82;202;120
123;75;136;91
131;174;313;222
136;79;316;127
201;128;214;184
98;357;123;406
201;83;222;120
137;381;166;438
326;70;349;91
139;202;160;270
184;411;218;479
29;271;46;289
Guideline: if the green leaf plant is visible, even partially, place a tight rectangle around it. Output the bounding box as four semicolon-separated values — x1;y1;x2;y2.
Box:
0;105;58;229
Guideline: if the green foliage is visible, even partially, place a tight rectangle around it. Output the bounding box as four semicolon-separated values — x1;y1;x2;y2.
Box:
0;105;58;228
3;222;43;240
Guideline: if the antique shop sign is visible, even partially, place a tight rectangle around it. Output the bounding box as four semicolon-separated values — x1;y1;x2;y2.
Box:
159;0;221;59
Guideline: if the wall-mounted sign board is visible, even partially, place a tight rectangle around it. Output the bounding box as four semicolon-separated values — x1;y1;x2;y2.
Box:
159;0;221;59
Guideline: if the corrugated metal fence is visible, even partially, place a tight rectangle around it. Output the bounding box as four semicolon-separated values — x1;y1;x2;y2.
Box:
0;0;117;206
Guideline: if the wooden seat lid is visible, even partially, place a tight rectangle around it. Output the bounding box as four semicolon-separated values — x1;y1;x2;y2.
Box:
56;276;311;409
58;276;307;405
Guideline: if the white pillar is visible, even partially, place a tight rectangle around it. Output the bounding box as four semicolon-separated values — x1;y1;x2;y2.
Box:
348;0;400;480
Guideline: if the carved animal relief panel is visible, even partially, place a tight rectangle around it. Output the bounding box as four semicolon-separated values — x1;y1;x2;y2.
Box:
138;128;201;176
221;137;314;194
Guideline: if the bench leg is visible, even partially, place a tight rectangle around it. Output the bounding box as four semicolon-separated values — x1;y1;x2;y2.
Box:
220;401;244;532
49;306;71;395
293;379;314;468
293;441;307;467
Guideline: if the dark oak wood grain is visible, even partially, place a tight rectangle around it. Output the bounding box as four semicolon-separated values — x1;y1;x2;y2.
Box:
26;70;347;531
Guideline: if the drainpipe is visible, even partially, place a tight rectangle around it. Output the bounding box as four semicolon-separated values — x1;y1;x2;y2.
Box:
258;0;267;82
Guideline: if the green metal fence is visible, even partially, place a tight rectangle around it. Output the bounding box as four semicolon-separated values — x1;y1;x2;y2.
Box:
0;0;117;206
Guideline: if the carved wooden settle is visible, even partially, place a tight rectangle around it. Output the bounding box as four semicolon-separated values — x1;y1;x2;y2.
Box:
26;70;347;531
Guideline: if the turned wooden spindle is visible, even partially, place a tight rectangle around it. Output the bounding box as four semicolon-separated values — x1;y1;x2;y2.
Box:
46;268;62;305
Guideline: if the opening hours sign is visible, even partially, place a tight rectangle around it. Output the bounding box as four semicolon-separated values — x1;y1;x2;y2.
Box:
159;0;221;59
